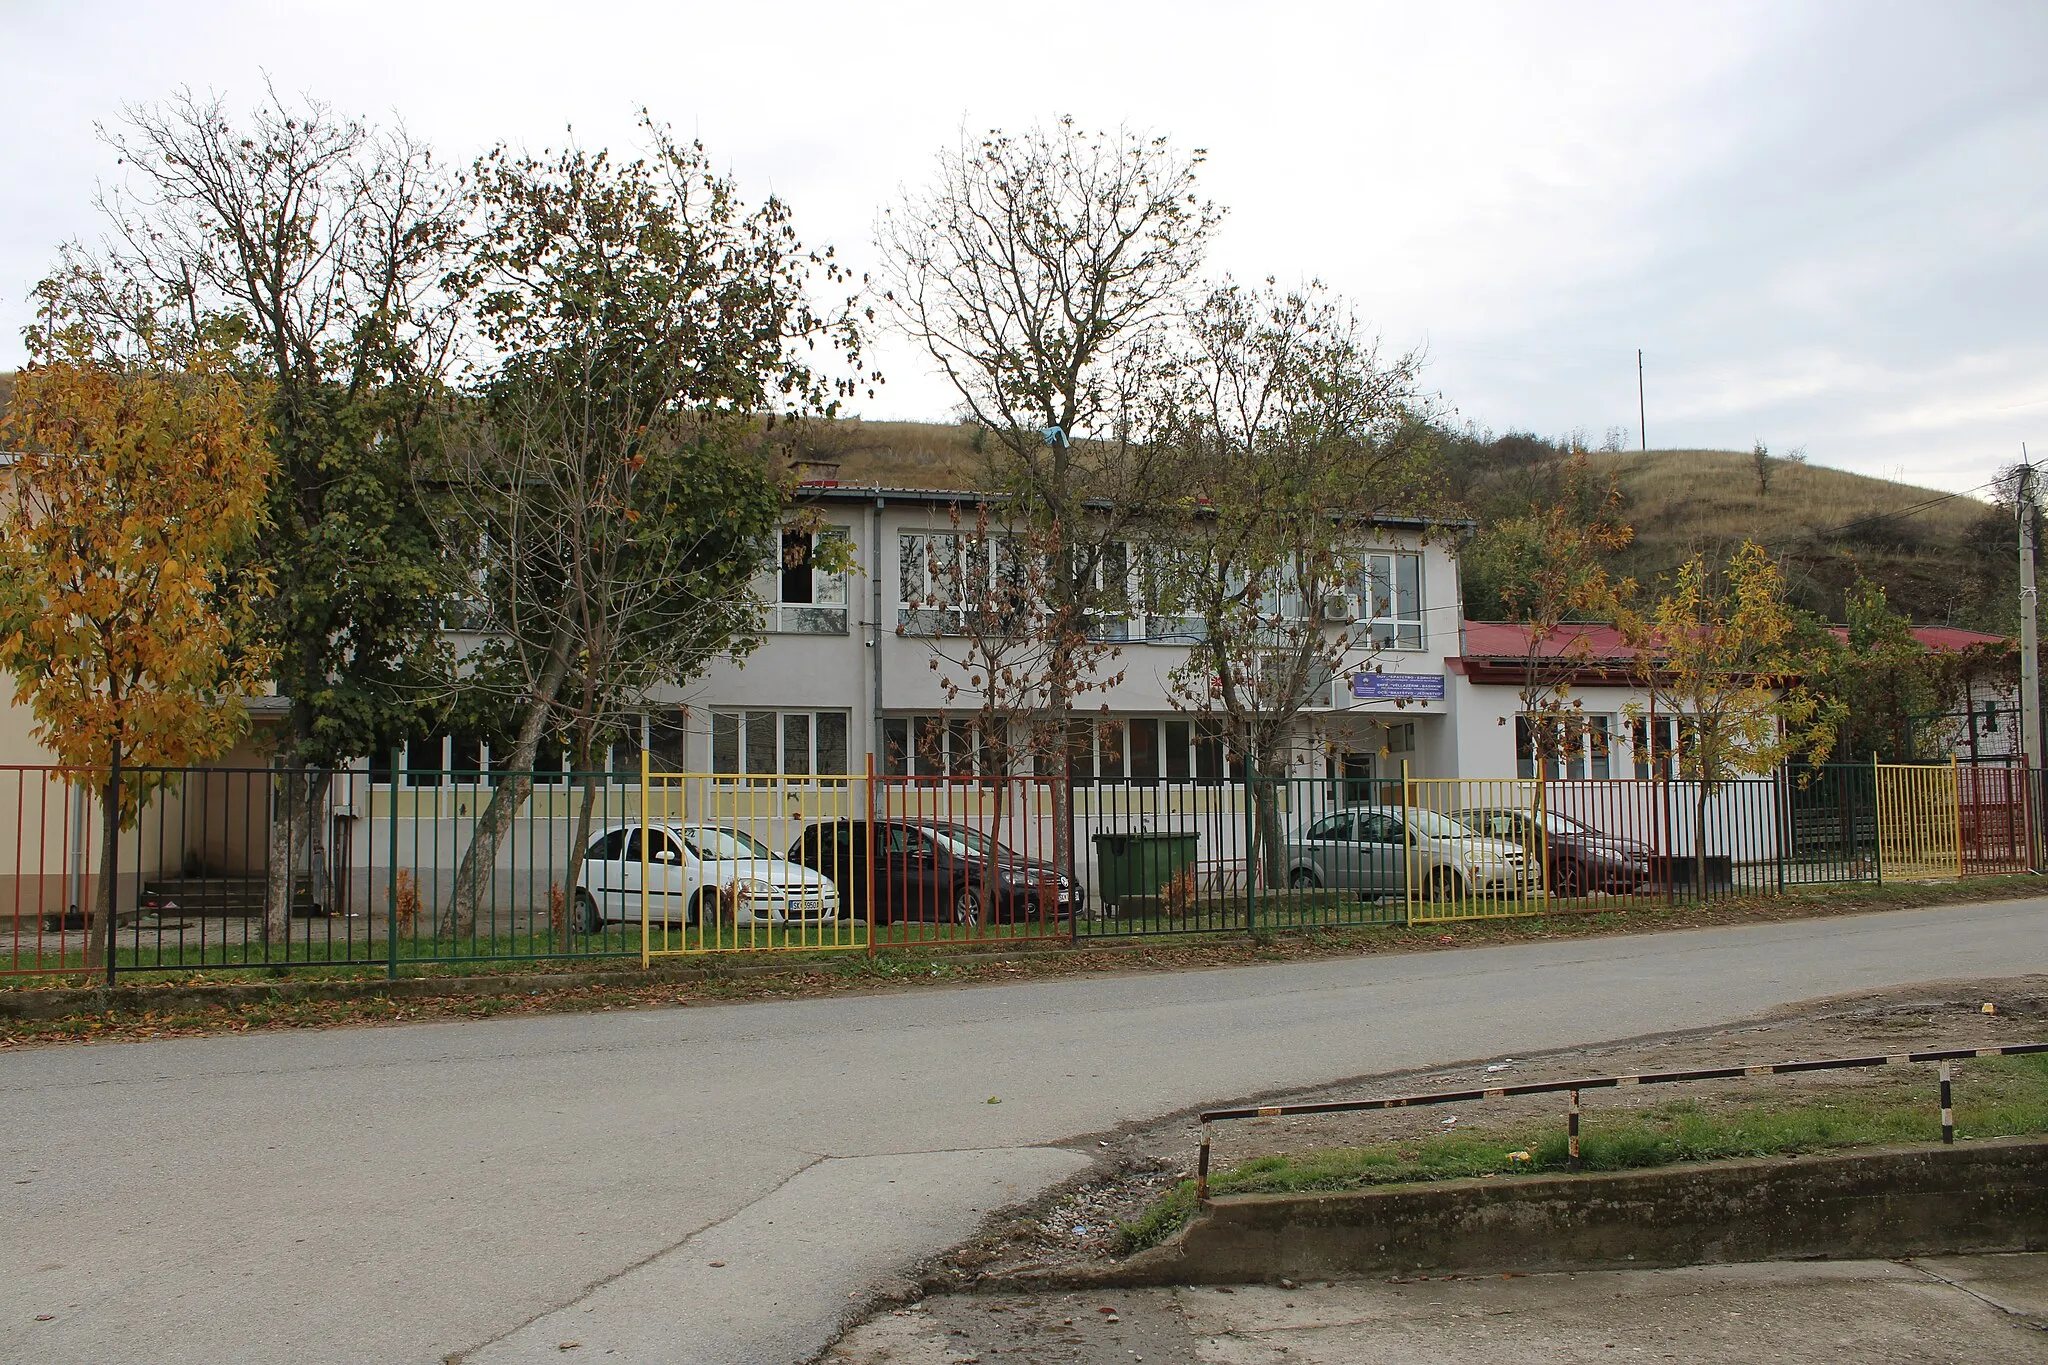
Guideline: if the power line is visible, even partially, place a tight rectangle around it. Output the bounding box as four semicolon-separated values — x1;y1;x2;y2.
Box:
1802;476;2003;542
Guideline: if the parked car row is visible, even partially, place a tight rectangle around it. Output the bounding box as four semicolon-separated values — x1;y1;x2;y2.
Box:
1283;803;1657;900
574;800;1652;929
574;818;1082;929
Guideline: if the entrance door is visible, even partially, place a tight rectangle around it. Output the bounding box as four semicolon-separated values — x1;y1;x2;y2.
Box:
1338;753;1376;807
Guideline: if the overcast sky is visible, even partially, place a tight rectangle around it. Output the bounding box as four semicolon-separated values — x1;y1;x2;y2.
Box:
3;0;2042;492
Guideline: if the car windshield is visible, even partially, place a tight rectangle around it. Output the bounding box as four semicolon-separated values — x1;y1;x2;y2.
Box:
923;825;1008;859
684;827;772;860
1455;809;1592;838
1405;808;1489;839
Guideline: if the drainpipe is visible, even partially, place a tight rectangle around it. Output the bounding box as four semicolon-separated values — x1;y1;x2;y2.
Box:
871;487;885;763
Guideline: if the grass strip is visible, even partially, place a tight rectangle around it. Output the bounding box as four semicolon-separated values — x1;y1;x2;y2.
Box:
1121;1052;2048;1251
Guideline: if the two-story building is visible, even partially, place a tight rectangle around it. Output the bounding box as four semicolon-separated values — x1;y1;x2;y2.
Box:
392;482;1478;787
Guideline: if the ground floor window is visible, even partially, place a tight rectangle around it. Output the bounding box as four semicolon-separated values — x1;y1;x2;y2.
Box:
378;710;694;786
884;714;1022;778
1038;716;1242;783
712;709;850;780
1516;713;1615;780
1628;715;1700;780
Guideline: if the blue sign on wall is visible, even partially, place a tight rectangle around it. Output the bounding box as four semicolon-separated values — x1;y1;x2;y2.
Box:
1350;672;1446;701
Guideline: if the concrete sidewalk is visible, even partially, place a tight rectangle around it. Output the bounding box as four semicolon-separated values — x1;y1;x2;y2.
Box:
829;1255;2048;1363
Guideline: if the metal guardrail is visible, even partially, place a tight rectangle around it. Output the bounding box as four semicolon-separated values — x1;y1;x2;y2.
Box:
1194;1041;2048;1200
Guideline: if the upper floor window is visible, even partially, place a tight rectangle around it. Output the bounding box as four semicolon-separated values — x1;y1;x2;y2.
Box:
1361;552;1424;651
761;525;850;634
897;531;1039;636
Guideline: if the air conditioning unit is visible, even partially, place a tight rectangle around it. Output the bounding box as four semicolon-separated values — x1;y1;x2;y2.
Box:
1322;593;1360;623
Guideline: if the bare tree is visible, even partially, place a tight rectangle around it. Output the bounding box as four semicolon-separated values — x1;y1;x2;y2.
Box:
876;118;1219;866
38;84;464;943
436;115;866;941
1153;280;1431;886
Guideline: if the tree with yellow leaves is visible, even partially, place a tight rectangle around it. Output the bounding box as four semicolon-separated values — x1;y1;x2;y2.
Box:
1620;540;1840;895
0;332;273;972
1469;451;1636;779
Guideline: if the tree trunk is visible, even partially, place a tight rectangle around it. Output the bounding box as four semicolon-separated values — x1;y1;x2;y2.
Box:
264;764;314;945
560;768;600;953
1251;758;1286;893
445;620;577;938
87;759;121;971
1694;782;1710;902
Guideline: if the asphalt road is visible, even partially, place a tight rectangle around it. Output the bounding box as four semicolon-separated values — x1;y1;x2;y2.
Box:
5;898;2045;1365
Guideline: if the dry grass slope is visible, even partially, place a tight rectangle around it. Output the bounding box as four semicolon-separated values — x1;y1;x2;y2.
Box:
1589;449;2008;628
791;418;983;490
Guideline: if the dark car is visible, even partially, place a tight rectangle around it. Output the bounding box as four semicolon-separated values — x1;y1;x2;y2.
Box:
1451;807;1656;895
787;819;1081;926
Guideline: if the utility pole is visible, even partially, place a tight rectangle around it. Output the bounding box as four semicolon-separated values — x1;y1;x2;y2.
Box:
2019;458;2041;775
1637;349;1647;452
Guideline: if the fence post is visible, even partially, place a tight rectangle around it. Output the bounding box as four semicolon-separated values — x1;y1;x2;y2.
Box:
386;748;400;981
1871;755;1884;887
103;750;120;989
1402;759;1415;924
639;747;650;970
1774;767;1786;896
866;751;880;956
1243;770;1256;939
2031;765;2043;875
1660;773;1675;907
1951;755;1964;881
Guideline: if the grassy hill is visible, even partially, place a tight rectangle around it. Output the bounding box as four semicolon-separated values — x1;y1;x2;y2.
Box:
1589;449;2013;633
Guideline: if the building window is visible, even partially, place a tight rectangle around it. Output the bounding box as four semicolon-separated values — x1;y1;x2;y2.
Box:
1048;717;1244;784
1630;716;1693;780
898;529;1050;637
1073;542;1134;642
882;715;994;777
1517;714;1614;779
1138;546;1207;644
899;531;972;634
1361;552;1424;650
714;709;850;780
761;526;850;634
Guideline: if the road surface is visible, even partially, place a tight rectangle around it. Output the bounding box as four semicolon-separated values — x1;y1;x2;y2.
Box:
4;897;2044;1364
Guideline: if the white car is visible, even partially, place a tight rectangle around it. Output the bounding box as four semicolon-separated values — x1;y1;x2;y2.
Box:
574;824;840;930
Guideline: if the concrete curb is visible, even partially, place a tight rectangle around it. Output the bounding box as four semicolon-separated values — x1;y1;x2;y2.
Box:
986;1140;2048;1290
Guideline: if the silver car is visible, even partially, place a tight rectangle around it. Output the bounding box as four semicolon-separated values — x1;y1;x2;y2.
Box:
1285;804;1537;900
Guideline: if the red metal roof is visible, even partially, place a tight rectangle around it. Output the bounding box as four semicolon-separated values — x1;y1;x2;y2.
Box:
1462;620;2011;661
1460;621;1637;659
1458;622;2015;671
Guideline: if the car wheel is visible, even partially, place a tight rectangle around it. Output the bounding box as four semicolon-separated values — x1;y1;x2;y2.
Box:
1552;860;1584;897
575;890;603;934
1288;867;1321;891
1426;867;1464;902
952;887;983;928
685;891;704;928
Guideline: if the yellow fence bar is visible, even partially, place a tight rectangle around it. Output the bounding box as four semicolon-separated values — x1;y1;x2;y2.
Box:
1873;761;1961;883
1401;774;1549;922
634;769;869;956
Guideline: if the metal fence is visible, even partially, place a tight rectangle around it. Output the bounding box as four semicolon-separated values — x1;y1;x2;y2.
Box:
0;757;2038;980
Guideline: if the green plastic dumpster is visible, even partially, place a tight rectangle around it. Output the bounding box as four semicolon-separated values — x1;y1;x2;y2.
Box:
1091;831;1200;911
